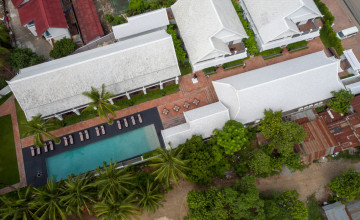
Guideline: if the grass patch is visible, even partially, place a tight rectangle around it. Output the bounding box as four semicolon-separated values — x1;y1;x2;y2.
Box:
0;92;12;106
340;74;355;79
0;114;20;185
15;100;30;139
331;149;360;162
179;62;193;75
307;195;324;220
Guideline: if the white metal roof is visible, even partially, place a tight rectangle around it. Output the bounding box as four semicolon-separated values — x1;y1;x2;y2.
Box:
241;0;321;43
343;49;360;72
171;0;247;64
161;102;230;148
213;51;344;124
9;30;180;120
346;81;360;95
323;202;350;220
113;8;169;40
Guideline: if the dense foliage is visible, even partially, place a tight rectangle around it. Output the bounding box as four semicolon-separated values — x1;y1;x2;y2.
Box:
313;0;335;25
328;168;360;202
49;38;77;59
126;0;176;16
328;89;354;115
8;47;45;71
320;21;344;55
0;77;7;90
167;25;187;64
0;25;11;70
105;14;127;26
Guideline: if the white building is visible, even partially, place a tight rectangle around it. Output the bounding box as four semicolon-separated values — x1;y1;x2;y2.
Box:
239;0;322;51
161;102;230;148
213;51;345;124
171;0;248;72
8;30;181;121
113;8;169;40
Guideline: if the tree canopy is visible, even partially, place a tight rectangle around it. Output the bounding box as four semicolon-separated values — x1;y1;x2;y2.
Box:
49;38;77;59
8;47;45;71
328;89;354;115
328;168;360;202
248;149;272;177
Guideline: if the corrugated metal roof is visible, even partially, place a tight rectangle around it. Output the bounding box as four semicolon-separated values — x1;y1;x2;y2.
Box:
347;200;360;220
323;202;350;220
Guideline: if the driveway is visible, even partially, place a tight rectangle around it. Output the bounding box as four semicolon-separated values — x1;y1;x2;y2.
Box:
6;0;52;59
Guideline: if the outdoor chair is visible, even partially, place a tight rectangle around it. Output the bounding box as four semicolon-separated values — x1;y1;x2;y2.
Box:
30;147;35;157
36;147;41;155
193;98;200;106
117;120;122;130
63;136;69;146
84;130;90;140
49;141;54;150
79;132;84;142
95;127;100;136
100;125;106;135
131;116;136;125
162;108;169;115
69;135;74;145
124;118;129;127
44;143;48;153
138;114;143;123
183;102;190;109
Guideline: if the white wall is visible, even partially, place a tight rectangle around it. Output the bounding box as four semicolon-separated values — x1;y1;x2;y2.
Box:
44;28;71;46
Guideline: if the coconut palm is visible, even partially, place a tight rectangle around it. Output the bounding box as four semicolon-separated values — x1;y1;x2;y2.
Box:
82;84;118;124
135;179;164;213
60;172;96;217
24;114;60;147
149;147;188;188
0;186;35;220
93;194;139;220
31;178;67;220
92;160;136;200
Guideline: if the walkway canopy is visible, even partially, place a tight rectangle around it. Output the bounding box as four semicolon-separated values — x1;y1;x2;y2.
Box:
343;49;360;73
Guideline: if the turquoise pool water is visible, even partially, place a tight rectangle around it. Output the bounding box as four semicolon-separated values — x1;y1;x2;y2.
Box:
46;125;160;181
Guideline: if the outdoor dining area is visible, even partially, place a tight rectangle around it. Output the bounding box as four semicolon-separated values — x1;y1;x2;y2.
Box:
162;98;201;116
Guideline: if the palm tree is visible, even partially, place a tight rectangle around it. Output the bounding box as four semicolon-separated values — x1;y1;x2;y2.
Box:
93;194;139;220
0;186;35;219
60;172;96;217
31;178;67;220
82;84;118;124
24;114;60;147
135;179;164;213
92;160;136;200
149;147;188;188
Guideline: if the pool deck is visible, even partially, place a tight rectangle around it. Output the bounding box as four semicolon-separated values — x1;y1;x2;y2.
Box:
22;107;164;187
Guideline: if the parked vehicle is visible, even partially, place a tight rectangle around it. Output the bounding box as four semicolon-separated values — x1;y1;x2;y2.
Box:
337;26;359;39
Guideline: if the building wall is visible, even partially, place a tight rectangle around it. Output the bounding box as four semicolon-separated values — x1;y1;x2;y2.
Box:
45;28;71;46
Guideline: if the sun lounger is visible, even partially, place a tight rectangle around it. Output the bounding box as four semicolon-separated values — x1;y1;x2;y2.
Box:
95;127;100;136
124;118;128;127
79;132;84;141
117;120;122;130
49;141;54;150
63;137;68;146
137;114;143;123
131;116;136;125
69;135;74;145
36;147;41;155
30;147;35;156
100;125;105;135
84;130;89;140
44;143;48;153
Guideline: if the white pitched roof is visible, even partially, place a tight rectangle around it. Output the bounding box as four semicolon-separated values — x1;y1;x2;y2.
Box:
213;51;345;124
9;30;180;120
242;0;322;43
113;8;169;40
171;0;247;64
161;102;230;148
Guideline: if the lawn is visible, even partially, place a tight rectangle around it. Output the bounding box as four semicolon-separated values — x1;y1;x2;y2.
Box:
0;114;20;186
307;195;324;220
0;92;12;106
15;100;30;139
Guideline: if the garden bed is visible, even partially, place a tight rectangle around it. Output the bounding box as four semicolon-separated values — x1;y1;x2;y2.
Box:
340;74;355;80
203;66;217;75
260;47;283;60
222;58;247;70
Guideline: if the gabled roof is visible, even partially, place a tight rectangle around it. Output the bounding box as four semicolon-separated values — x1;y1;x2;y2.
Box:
171;0;247;64
72;0;104;44
242;0;321;43
17;0;68;36
8;30;180;120
213;51;345;124
113;9;169;40
11;0;24;8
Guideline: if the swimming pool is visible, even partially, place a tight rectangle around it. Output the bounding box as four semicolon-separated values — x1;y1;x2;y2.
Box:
46;125;160;181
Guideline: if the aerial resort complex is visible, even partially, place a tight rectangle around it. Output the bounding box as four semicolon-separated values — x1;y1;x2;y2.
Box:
2;0;360;219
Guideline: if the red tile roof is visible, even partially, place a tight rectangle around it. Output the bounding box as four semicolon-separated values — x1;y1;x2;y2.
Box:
72;0;104;44
351;95;360;114
17;0;68;36
11;0;25;8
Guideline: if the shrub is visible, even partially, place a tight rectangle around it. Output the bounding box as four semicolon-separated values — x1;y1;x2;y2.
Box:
313;0;334;24
105;14;127;26
286;40;308;51
340;74;355;79
222;58;246;69
8;47;45;71
259;47;283;57
126;0;175;16
328;89;354;115
203;66;217;74
320;21;344;55
0;77;7;90
315;106;325;113
167;25;187;64
49;38;77;59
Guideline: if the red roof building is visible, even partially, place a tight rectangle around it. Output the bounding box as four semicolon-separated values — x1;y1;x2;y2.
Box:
11;0;26;8
16;0;68;36
72;0;104;44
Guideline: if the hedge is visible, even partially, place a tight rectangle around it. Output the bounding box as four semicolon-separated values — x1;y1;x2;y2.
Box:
286;40;308;51
320;21;344;55
167;25;188;65
259;47;283;57
222;58;247;69
340;74;355;79
203;66;217;74
313;0;334;24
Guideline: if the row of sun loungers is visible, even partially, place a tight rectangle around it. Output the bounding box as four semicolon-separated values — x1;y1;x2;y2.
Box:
79;130;90;142
63;135;74;147
30;141;54;157
116;114;143;130
95;125;106;137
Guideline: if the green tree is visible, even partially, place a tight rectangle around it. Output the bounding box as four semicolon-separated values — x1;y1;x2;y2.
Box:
135;179;164;213
92;160;135;200
167;25;187;64
248;149;272;176
126;0;150;16
8;47;45;71
328;168;360;202
105;14;127;26
0;186;35;220
82;84;119;124
214;120;255;155
31;179;67;220
49;38;77;59
0;25;10;71
328;89;354;115
93;194;140;220
60;172;96;217
149;146;188;188
24;114;60;147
